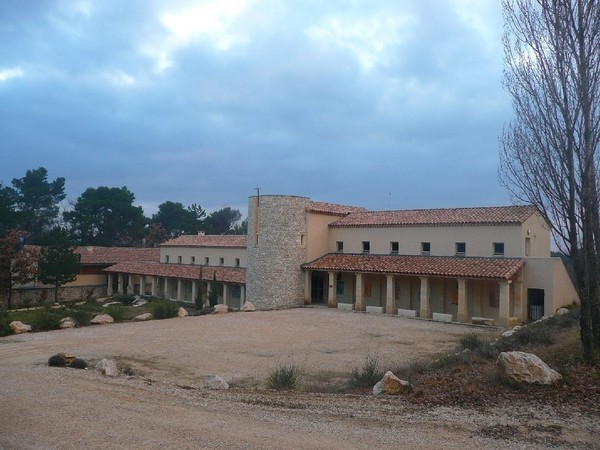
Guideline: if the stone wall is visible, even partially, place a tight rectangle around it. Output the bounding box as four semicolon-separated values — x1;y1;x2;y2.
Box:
0;285;107;308
246;195;309;309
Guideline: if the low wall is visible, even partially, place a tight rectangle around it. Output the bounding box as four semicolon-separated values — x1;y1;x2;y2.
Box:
0;285;107;308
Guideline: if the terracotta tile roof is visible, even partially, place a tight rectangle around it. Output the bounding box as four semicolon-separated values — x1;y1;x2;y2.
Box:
103;262;246;284
329;205;539;228
302;253;525;280
307;201;367;216
75;246;160;265
161;234;247;248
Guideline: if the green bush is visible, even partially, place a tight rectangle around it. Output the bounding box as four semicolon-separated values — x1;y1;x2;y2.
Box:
29;306;62;331
150;299;180;320
114;294;136;306
350;354;384;389
267;363;301;390
0;311;11;337
459;333;486;350
105;305;126;322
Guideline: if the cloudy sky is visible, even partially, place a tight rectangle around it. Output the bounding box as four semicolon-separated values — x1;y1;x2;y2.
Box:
0;0;513;218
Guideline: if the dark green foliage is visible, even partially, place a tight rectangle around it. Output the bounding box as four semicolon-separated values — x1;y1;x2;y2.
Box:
267;363;300;390
208;287;218;307
150;299;179;320
68;358;87;369
350;354;384;389
203;207;243;235
105;305;126;321
30;306;62;331
48;353;68;367
195;290;204;310
114;294;136;306
150;201;205;241
0;310;11;337
459;333;486;350
37;227;80;303
71;308;94;327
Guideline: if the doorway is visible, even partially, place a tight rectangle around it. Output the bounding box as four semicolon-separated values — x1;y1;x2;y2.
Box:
527;288;545;321
311;272;326;304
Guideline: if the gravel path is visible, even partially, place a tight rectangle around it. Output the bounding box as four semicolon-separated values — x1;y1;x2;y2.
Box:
0;308;597;449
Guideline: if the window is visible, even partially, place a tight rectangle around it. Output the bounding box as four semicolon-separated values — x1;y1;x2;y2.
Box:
336;273;344;295
254;233;259;246
191;256;195;265
235;258;240;267
455;242;466;256
300;233;306;246
205;257;209;265
219;257;224;266
165;255;170;263
525;237;531;256
362;241;370;254
336;241;344;253
390;241;399;254
177;256;182;264
493;242;505;256
421;242;431;255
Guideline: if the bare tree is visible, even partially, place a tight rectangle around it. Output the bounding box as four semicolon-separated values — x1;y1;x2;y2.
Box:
499;0;600;360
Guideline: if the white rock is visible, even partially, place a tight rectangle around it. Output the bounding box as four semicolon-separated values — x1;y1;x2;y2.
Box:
373;371;411;395
95;358;119;377
204;375;229;390
9;321;32;334
497;351;562;385
240;302;256;312
133;313;153;321
177;307;188;317
501;326;521;338
213;304;229;314
102;301;122;308
90;314;114;325
555;307;569;316
59;317;77;329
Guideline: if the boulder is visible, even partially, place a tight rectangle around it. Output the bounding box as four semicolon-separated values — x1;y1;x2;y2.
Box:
133;313;153;321
9;321;32;334
497;351;562;385
90;314;114;325
501;325;521;338
213;304;229;314
204;375;229;390
95;358;119;377
373;371;411;395
555;307;569;316
60;317;77;329
240;302;256;312
48;352;77;367
177;307;189;318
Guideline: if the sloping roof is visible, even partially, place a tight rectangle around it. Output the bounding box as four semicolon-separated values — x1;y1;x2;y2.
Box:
329;205;539;228
161;235;247;248
302;253;525;280
104;262;246;284
306;201;367;216
75;246;160;265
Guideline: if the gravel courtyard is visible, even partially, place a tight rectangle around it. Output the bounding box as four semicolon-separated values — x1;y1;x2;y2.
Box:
0;308;597;449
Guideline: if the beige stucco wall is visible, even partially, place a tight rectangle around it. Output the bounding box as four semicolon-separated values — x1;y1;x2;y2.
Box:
328;223;527;257
306;212;341;263
521;213;551;257
161;246;247;267
522;257;580;315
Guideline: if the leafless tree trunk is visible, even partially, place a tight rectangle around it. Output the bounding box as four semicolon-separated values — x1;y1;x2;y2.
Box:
499;0;600;360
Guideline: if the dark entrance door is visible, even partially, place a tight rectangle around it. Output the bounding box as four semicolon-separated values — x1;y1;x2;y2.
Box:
311;272;326;303
527;288;545;321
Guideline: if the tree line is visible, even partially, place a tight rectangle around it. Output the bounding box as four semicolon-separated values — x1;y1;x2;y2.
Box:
0;166;246;247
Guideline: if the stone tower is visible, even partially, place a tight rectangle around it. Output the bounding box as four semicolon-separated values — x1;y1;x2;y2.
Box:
246;195;309;309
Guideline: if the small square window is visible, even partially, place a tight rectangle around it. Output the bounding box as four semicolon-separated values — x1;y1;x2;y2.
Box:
191;256;195;265
362;241;370;254
235;258;240;267
165;255;170;263
493;242;505;256
390;241;399;254
455;242;466;256
205;257;210;265
177;256;182;264
219;257;224;266
336;241;344;253
421;242;431;255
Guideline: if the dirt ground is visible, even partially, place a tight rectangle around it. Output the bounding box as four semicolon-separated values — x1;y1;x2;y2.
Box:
0;308;598;449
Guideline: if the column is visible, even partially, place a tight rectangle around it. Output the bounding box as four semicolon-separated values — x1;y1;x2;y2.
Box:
419;277;430;319
117;274;124;295
107;273;113;296
240;285;246;307
304;270;312;305
164;278;170;299
223;284;228;306
177;279;182;301
499;280;512;327
385;274;395;315
151;277;157;297
355;273;365;311
327;272;337;308
514;280;524;321
126;275;133;295
191;281;197;304
457;278;468;323
139;275;146;296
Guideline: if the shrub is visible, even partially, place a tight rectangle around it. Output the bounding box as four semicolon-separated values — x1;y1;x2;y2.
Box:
70;308;94;327
30;306;62;331
350;354;384;389
267;363;300;390
48;353;68;367
68;358;88;369
150;299;179;320
105;305;126;322
459;333;486;350
0;312;11;337
115;294;136;306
